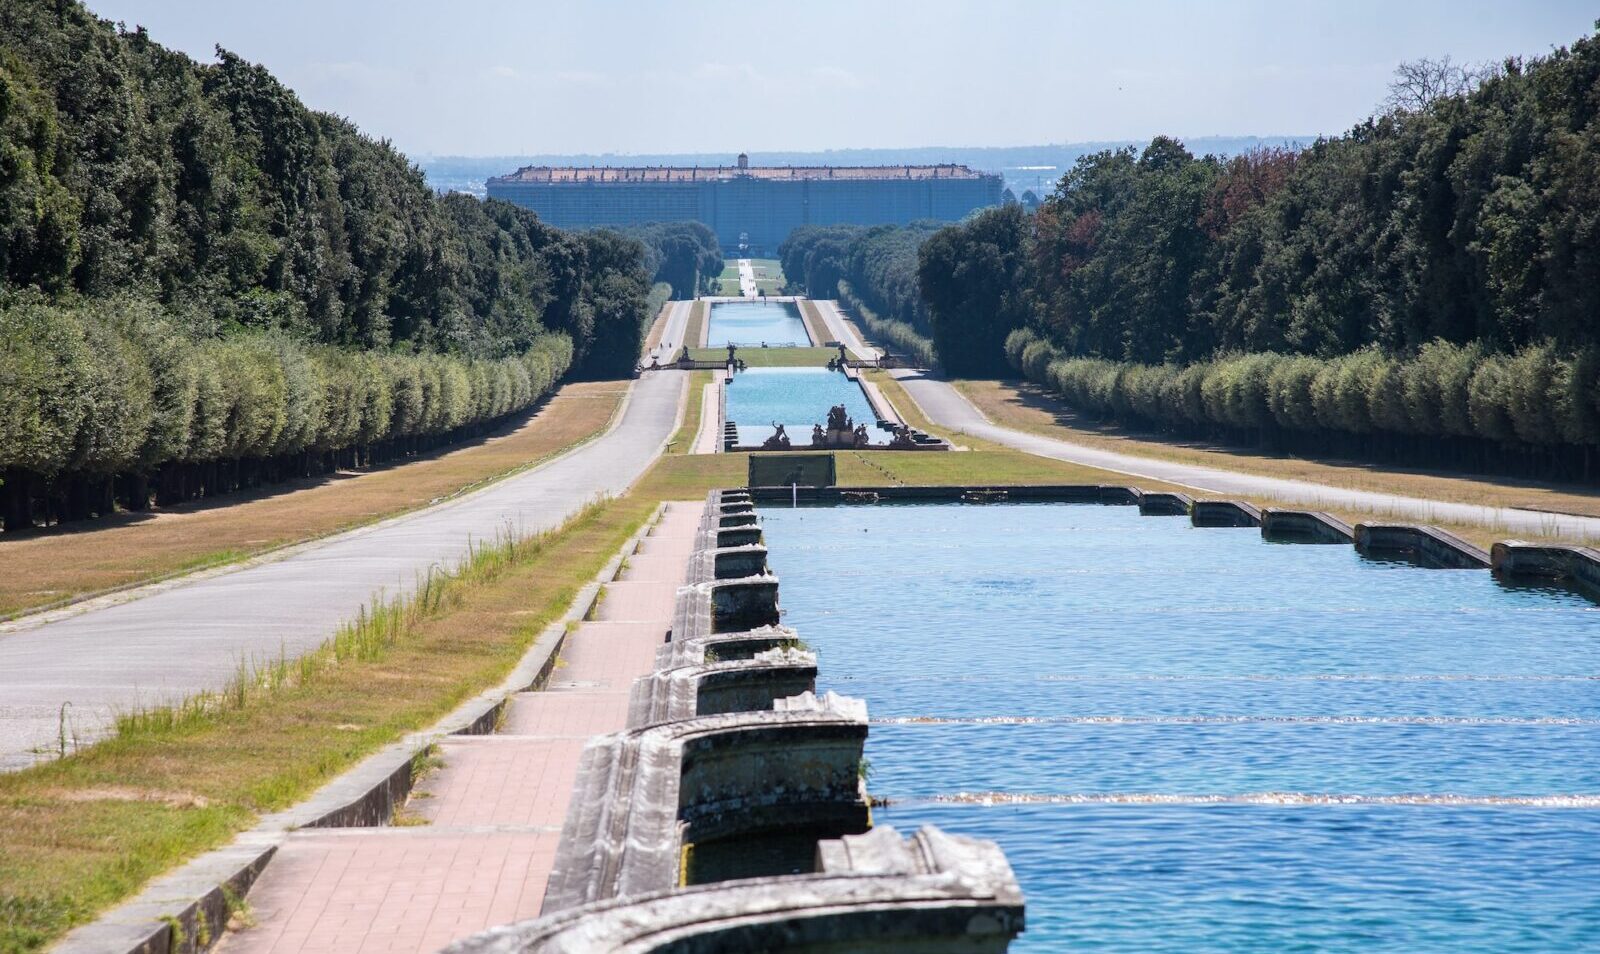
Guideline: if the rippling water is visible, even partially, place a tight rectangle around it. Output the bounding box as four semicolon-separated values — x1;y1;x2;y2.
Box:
725;367;881;446
760;503;1600;952
705;300;810;347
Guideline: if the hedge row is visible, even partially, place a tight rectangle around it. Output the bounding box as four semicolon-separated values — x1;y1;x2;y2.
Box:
838;281;938;370
1;298;573;528
1004;327;1600;449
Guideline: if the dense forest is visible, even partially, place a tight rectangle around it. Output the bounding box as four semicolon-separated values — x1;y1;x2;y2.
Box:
0;0;658;531
903;27;1600;478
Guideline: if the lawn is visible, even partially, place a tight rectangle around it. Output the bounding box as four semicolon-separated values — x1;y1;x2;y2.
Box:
955;378;1600;523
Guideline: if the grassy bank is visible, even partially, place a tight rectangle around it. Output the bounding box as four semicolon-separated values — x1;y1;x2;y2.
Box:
0;382;626;620
0;496;657;953
667;372;713;455
683;301;708;350
956;379;1600;524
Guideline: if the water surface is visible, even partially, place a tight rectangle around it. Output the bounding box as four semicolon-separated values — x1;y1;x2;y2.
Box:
726;367;881;446
760;503;1600;952
706;300;810;347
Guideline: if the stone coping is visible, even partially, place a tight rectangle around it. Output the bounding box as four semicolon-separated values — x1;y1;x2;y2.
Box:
1261;508;1355;543
443;826;1023;954
1190;498;1265;527
1354;523;1491;568
627;648;818;724
53;505;669;954
1491;540;1600;597
539;691;871;912
454;493;1022;950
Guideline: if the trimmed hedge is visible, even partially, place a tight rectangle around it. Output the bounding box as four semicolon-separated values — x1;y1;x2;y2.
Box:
1005;327;1600;455
838;280;938;370
1;297;573;528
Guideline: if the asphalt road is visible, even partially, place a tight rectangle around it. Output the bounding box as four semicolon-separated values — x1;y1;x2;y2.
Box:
0;302;691;771
812;300;1600;541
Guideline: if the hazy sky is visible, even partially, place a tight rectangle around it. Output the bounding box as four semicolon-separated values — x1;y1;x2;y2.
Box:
85;1;1597;156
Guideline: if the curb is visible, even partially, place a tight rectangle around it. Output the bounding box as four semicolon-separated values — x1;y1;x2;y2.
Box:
52;504;668;954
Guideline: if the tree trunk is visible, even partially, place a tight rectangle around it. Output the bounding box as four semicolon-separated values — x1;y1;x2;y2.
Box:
2;470;35;533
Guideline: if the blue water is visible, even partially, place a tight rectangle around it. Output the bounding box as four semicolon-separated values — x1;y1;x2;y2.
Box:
725;367;882;446
759;503;1600;952
706;300;811;347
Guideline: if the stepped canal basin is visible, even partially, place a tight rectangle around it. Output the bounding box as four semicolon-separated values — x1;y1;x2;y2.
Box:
758;501;1600;952
725;366;888;447
705;299;811;347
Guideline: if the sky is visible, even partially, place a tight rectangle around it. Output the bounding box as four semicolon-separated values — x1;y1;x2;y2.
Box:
85;1;1598;157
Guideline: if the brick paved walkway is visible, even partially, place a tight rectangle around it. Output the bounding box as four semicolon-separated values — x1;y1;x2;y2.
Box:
217;502;702;954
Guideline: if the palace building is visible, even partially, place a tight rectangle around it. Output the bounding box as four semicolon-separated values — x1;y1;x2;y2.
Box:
486;153;1002;255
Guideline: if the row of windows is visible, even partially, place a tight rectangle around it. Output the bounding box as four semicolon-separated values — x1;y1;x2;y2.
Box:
487;178;1001;251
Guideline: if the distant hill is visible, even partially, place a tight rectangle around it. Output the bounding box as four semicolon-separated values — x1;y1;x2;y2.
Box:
420;138;1317;199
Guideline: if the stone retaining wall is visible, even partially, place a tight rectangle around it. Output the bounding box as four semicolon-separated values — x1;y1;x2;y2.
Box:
450;490;1026;953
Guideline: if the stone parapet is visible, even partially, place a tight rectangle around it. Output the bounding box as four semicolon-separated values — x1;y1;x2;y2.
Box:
539;694;871;911
1491;540;1600;597
1354;523;1491;568
458;488;1024;953
1261;508;1355;543
446;826;1023;954
1190;499;1264;527
627;647;819;724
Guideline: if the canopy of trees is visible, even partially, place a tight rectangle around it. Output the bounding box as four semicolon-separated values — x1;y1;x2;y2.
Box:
620;222;723;299
0;0;655;529
779;223;942;367
918;25;1600;476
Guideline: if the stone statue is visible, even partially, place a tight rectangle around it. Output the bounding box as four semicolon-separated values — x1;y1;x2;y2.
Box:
890;424;917;448
761;423;791;450
826;404;851;433
837;343;848;363
853;423;869;447
811;424;826;447
726;342;737;364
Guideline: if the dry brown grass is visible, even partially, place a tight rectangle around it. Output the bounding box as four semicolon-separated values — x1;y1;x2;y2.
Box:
0;381;627;619
956;379;1600;521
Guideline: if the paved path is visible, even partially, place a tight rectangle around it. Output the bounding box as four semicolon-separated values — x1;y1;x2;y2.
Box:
813;300;1600;540
215;503;701;954
737;258;757;298
690;378;724;455
646;298;692;362
0;304;692;771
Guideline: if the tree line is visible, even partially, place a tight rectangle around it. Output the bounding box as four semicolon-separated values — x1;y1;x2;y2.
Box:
620;222;723;299
779;223;940;365
0;1;659;530
902;25;1600;478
